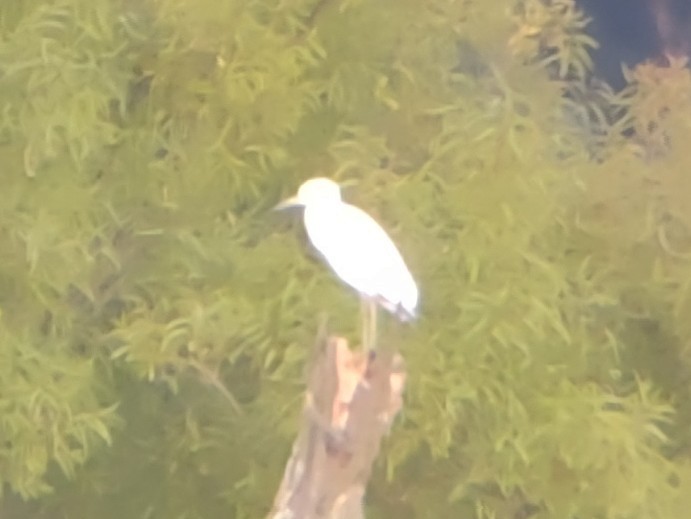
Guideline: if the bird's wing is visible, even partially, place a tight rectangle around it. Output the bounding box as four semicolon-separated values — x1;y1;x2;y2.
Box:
304;203;417;310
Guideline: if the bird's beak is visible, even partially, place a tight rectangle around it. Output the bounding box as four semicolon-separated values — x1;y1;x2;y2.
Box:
273;196;301;211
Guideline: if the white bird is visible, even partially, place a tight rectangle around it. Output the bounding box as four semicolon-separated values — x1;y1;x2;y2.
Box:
276;177;418;350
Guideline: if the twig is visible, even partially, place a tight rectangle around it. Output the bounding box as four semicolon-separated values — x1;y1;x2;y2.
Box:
187;358;244;416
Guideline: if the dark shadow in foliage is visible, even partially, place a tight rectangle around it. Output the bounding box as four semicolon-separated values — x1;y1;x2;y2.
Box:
576;0;662;90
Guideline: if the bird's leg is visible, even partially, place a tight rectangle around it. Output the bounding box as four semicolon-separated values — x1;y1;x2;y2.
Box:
368;298;378;352
360;297;370;351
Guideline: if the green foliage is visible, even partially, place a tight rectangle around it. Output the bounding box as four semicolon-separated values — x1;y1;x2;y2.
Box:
0;320;116;499
0;0;691;518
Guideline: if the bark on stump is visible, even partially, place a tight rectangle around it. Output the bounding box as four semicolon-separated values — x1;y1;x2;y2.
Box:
269;335;406;519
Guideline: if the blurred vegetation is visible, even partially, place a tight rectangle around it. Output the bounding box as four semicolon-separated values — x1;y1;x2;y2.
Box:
0;0;690;517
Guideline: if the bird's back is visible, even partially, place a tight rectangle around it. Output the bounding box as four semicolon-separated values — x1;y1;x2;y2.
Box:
303;201;418;318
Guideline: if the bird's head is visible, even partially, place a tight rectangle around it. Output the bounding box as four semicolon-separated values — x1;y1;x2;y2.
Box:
275;177;342;210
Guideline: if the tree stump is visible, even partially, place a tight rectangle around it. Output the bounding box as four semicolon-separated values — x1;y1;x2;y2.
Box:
268;335;406;519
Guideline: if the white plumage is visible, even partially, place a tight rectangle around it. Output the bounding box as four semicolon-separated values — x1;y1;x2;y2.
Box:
276;177;418;342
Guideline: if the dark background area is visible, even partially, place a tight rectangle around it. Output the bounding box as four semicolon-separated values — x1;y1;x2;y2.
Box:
577;0;691;90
